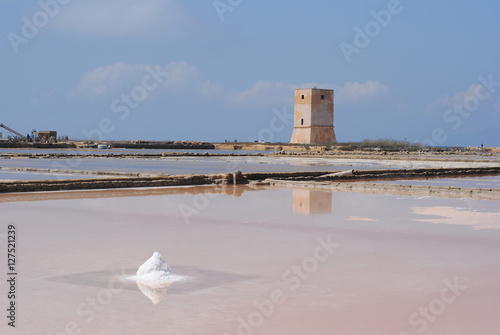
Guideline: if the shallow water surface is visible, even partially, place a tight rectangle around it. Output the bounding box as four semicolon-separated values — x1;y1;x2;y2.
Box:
2;155;499;181
0;170;118;181
374;175;500;189
0;187;499;335
0;148;269;155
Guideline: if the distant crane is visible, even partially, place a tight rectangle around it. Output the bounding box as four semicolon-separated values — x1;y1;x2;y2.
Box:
0;123;27;140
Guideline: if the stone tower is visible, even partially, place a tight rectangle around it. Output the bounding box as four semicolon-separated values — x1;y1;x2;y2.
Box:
290;88;336;144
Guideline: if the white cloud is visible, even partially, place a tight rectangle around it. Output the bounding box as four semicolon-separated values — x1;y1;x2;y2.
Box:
395;102;411;113
53;0;186;37
200;81;221;96
229;80;390;108
425;84;483;113
74;62;143;100
334;81;390;105
73;61;199;100
229;80;293;107
164;62;199;85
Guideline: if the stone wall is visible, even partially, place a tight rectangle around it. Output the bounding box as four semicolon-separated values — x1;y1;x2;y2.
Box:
0;174;221;193
1;167;499;194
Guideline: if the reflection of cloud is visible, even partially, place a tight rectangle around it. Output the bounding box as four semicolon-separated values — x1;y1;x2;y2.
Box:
136;280;173;305
346;216;377;222
411;206;500;230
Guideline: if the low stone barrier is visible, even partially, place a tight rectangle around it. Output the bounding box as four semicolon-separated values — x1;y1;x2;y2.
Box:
261;167;500;182
0;174;221;193
1;167;499;196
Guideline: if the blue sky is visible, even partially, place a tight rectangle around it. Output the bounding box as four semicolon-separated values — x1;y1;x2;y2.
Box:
1;0;499;146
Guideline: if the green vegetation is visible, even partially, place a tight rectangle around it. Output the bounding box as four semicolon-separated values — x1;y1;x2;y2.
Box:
338;139;431;152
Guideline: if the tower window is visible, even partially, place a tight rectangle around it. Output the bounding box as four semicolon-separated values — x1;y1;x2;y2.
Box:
301;118;304;125
301;95;305;99
321;95;325;100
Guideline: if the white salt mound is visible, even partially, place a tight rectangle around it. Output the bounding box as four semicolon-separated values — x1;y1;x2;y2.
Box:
135;252;185;304
136;252;174;281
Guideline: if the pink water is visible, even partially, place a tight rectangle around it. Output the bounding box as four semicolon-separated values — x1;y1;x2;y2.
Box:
0;186;499;335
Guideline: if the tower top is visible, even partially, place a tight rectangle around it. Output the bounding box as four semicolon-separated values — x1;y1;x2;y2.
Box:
294;88;334;102
295;87;333;92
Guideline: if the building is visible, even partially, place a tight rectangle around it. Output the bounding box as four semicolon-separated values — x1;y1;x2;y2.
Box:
290;88;336;144
37;131;57;143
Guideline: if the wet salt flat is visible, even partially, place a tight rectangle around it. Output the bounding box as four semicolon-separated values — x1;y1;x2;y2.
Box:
1;186;499;335
0;148;269;155
1;148;499;162
1;155;499;181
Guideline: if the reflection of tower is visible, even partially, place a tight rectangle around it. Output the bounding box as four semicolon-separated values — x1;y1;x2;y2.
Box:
290;88;336;144
292;189;332;215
